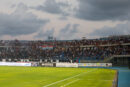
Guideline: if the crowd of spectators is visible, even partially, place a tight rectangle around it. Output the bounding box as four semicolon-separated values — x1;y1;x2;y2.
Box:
0;35;130;62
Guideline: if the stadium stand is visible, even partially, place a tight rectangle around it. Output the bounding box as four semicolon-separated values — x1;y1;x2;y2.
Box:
0;35;130;67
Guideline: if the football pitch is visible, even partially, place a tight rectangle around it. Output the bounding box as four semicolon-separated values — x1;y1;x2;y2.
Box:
0;66;116;87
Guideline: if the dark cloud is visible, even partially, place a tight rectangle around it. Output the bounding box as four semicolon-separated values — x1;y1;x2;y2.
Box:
76;0;130;20
35;24;80;40
35;28;55;40
0;3;49;36
58;24;79;40
90;22;130;37
34;0;130;21
35;0;69;15
58;16;68;20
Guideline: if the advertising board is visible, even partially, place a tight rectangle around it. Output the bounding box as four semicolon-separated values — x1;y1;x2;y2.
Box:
0;62;31;66
78;63;112;67
56;63;78;67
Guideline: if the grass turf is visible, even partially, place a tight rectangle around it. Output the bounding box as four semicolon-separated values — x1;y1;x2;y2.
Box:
0;66;116;87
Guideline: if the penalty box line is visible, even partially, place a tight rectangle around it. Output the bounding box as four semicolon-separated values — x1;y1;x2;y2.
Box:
43;69;97;87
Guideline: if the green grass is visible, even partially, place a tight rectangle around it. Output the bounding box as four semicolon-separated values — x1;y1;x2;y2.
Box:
0;66;116;87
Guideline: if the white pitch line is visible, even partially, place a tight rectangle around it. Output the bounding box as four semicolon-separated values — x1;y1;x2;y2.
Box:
61;79;80;87
43;69;96;87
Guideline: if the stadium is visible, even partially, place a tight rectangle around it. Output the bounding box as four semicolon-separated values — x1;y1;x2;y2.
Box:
0;35;130;87
0;0;130;87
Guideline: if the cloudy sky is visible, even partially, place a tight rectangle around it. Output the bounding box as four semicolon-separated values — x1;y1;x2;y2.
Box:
0;0;130;40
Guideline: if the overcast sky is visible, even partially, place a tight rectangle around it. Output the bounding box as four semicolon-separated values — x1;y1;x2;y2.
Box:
0;0;130;40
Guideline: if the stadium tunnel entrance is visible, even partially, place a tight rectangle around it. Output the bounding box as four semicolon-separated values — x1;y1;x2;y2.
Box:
110;55;130;68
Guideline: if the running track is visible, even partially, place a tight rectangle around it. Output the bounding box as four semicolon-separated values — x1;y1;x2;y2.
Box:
111;67;130;87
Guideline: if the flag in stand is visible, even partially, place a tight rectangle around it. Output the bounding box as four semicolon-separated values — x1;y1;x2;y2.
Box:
40;45;53;50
